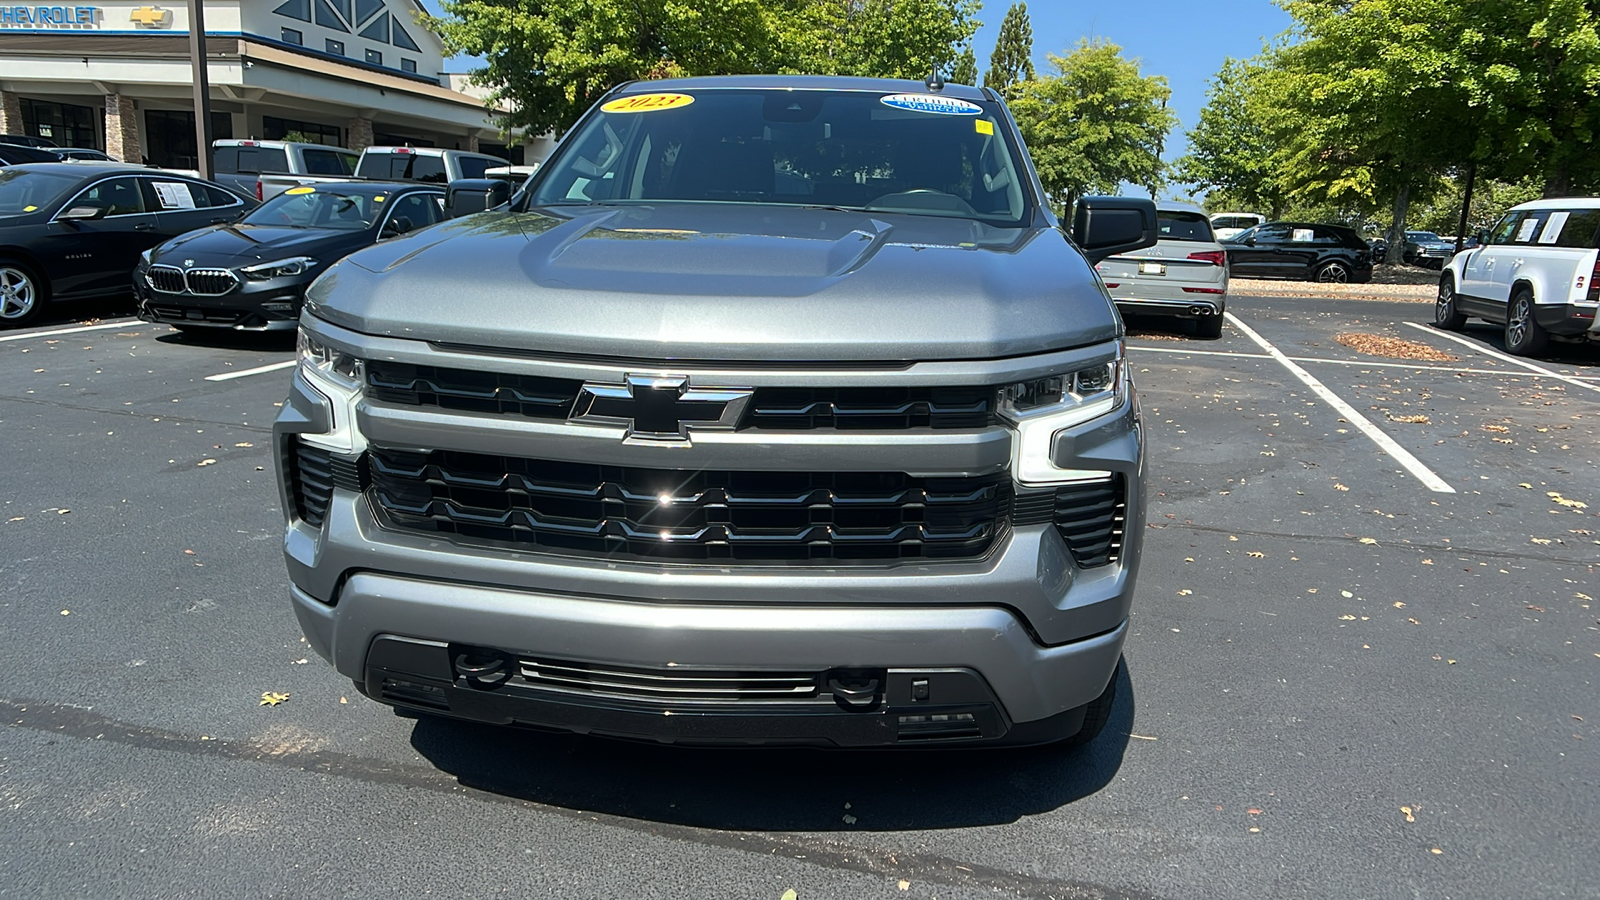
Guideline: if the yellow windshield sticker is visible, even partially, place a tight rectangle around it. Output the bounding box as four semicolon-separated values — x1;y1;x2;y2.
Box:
602;93;695;113
284;186;316;195
975;119;994;135
23;205;37;212
373;195;386;202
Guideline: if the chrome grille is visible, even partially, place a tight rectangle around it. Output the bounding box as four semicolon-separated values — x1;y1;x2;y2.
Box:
145;265;239;296
366;447;1009;562
184;268;238;296
146;266;187;294
517;658;820;702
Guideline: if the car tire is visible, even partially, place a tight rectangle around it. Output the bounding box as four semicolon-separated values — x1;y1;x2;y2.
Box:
1194;314;1224;339
1504;286;1549;356
1313;261;1351;283
0;259;48;328
1434;276;1467;330
1059;657;1122;748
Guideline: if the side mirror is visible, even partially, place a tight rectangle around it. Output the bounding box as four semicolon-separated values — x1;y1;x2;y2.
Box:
382;216;414;237
445;178;511;218
58;203;109;222
1243;237;1256;246
1070;196;1159;265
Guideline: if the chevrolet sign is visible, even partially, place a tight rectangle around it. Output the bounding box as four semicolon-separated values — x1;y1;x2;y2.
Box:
0;5;100;27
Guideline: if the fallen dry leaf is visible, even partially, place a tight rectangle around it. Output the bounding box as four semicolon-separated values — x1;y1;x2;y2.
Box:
1408;617;1422;625
1177;589;1193;596
1359;537;1378;545
1401;806;1416;823
1527;605;1545;612
1519;483;1534;489
1393;601;1406;609
1339;615;1357;620
1421;558;1433;565
898;881;910;892
259;691;290;707
1484;424;1510;433
197;459;217;467
841;814;857;825
1390;414;1430;424
1247;551;1265;558
1334;332;1457;361
1341;590;1354;598
1532;537;1552;545
1335;483;1350;491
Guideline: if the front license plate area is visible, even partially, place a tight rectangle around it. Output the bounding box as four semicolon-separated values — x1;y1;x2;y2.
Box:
1139;262;1166;276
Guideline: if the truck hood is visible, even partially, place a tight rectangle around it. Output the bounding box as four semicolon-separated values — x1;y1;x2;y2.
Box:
308;204;1117;361
151;223;371;268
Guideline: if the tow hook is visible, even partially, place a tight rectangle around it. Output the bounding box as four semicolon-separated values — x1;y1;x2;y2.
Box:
827;669;884;711
454;648;510;687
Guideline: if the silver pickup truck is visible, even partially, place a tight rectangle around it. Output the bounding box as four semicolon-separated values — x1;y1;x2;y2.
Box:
276;75;1156;750
211;139;359;200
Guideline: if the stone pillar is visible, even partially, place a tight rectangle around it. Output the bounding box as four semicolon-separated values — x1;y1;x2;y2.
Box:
465;132;479;153
0;90;23;136
346;116;373;152
104;93;140;163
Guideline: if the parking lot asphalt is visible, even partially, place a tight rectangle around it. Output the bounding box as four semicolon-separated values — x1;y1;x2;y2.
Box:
1;295;1595;899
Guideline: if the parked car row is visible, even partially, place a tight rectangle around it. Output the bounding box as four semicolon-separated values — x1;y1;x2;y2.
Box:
213;139;506;200
0;161;448;329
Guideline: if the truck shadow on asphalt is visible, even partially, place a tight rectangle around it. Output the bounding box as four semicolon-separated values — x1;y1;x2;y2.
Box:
405;664;1134;831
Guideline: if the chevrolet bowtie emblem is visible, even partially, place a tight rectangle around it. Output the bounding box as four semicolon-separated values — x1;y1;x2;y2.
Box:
571;375;752;443
130;6;171;28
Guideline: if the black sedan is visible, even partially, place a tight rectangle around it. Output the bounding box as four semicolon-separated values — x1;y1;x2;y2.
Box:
135;182;445;332
0;163;253;327
1221;221;1374;283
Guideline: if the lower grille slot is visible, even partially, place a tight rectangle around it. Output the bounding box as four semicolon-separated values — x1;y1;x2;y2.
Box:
289;440;335;526
367;447;1008;563
1052;476;1127;568
518;658;821;702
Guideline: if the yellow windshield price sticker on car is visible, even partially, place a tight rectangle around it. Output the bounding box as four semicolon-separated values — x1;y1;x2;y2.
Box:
602;93;695;113
975;119;994;135
373;195;385;202
23;205;37;212
284;186;316;195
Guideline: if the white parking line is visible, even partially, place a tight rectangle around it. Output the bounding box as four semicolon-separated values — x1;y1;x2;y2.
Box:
204;360;296;382
1402;322;1600;396
1224;311;1455;493
0;319;149;343
1129;344;1592;378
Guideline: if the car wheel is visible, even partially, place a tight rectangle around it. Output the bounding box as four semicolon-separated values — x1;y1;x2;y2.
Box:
1504;287;1549;356
1059;658;1122;748
1434;276;1467;330
1314;261;1350;283
1194;314;1224;339
0;260;47;328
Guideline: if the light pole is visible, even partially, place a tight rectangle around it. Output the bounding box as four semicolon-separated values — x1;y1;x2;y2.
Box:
188;0;213;179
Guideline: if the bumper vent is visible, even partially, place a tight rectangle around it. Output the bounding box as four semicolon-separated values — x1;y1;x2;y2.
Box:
367;447;1009;562
364;361;996;432
518;658;821;703
1014;476;1127;568
288;440;366;527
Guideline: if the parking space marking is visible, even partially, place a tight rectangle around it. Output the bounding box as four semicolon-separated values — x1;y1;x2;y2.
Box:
1224;311;1456;493
1402;322;1600;395
0;319;150;344
1130;344;1582;378
204;360;297;382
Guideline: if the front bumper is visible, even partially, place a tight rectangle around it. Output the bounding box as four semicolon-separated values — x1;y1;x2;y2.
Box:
134;268;306;331
274;337;1146;746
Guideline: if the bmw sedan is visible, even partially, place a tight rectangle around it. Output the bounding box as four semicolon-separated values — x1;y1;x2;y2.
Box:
0;163;252;327
135;182;444;333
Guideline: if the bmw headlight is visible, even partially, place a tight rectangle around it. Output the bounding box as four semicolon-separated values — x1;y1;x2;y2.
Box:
242;256;319;280
1001;351;1125;486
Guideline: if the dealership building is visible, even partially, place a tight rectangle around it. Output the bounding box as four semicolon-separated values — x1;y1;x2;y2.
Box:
0;0;549;167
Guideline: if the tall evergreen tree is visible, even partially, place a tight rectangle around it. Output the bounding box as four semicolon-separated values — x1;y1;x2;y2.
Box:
983;2;1036;97
950;43;978;85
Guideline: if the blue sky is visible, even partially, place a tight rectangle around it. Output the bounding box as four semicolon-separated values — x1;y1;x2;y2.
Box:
419;0;1294;189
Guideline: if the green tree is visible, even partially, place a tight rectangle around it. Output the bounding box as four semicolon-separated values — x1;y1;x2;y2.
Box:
1010;40;1177;209
1173;58;1286;217
777;0;979;81
983;2;1036;97
950;42;978;85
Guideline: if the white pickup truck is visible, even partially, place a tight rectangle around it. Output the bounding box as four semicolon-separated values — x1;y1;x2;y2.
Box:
212;139;360;200
253;145;507;198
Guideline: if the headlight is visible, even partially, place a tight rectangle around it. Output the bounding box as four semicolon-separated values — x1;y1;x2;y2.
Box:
1001;353;1125;486
297;328;364;390
242;256;318;280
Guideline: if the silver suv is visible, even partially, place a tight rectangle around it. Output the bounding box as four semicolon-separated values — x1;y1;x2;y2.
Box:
275;76;1153;748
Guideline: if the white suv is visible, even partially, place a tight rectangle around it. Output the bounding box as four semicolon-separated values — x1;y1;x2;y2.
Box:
1436;198;1600;355
1209;212;1264;241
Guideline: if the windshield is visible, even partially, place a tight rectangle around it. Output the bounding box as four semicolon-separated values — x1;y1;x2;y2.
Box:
529;89;1032;225
1157;211;1214;242
1408;231;1442;241
0;168;81;217
244;188;381;230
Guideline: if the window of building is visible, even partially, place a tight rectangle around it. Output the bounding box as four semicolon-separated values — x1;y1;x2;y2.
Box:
392;22;420;51
326;38;345;56
144;109;233;169
315;0;349;31
281;27;302;45
272;0;310;22
399;58;416;74
19;98;100;151
365;48;382;66
262;116;342;148
358;10;388;42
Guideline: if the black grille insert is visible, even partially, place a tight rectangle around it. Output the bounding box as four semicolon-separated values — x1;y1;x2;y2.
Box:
364;361;996;432
367;447;1009;562
289;440;335;526
1050;477;1127;568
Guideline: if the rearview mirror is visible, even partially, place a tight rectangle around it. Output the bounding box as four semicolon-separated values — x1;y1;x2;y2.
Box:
445;178;511;218
1070;196;1159;264
58;203;108;222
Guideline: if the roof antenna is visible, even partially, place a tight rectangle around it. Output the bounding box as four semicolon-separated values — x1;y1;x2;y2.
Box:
926;68;945;93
